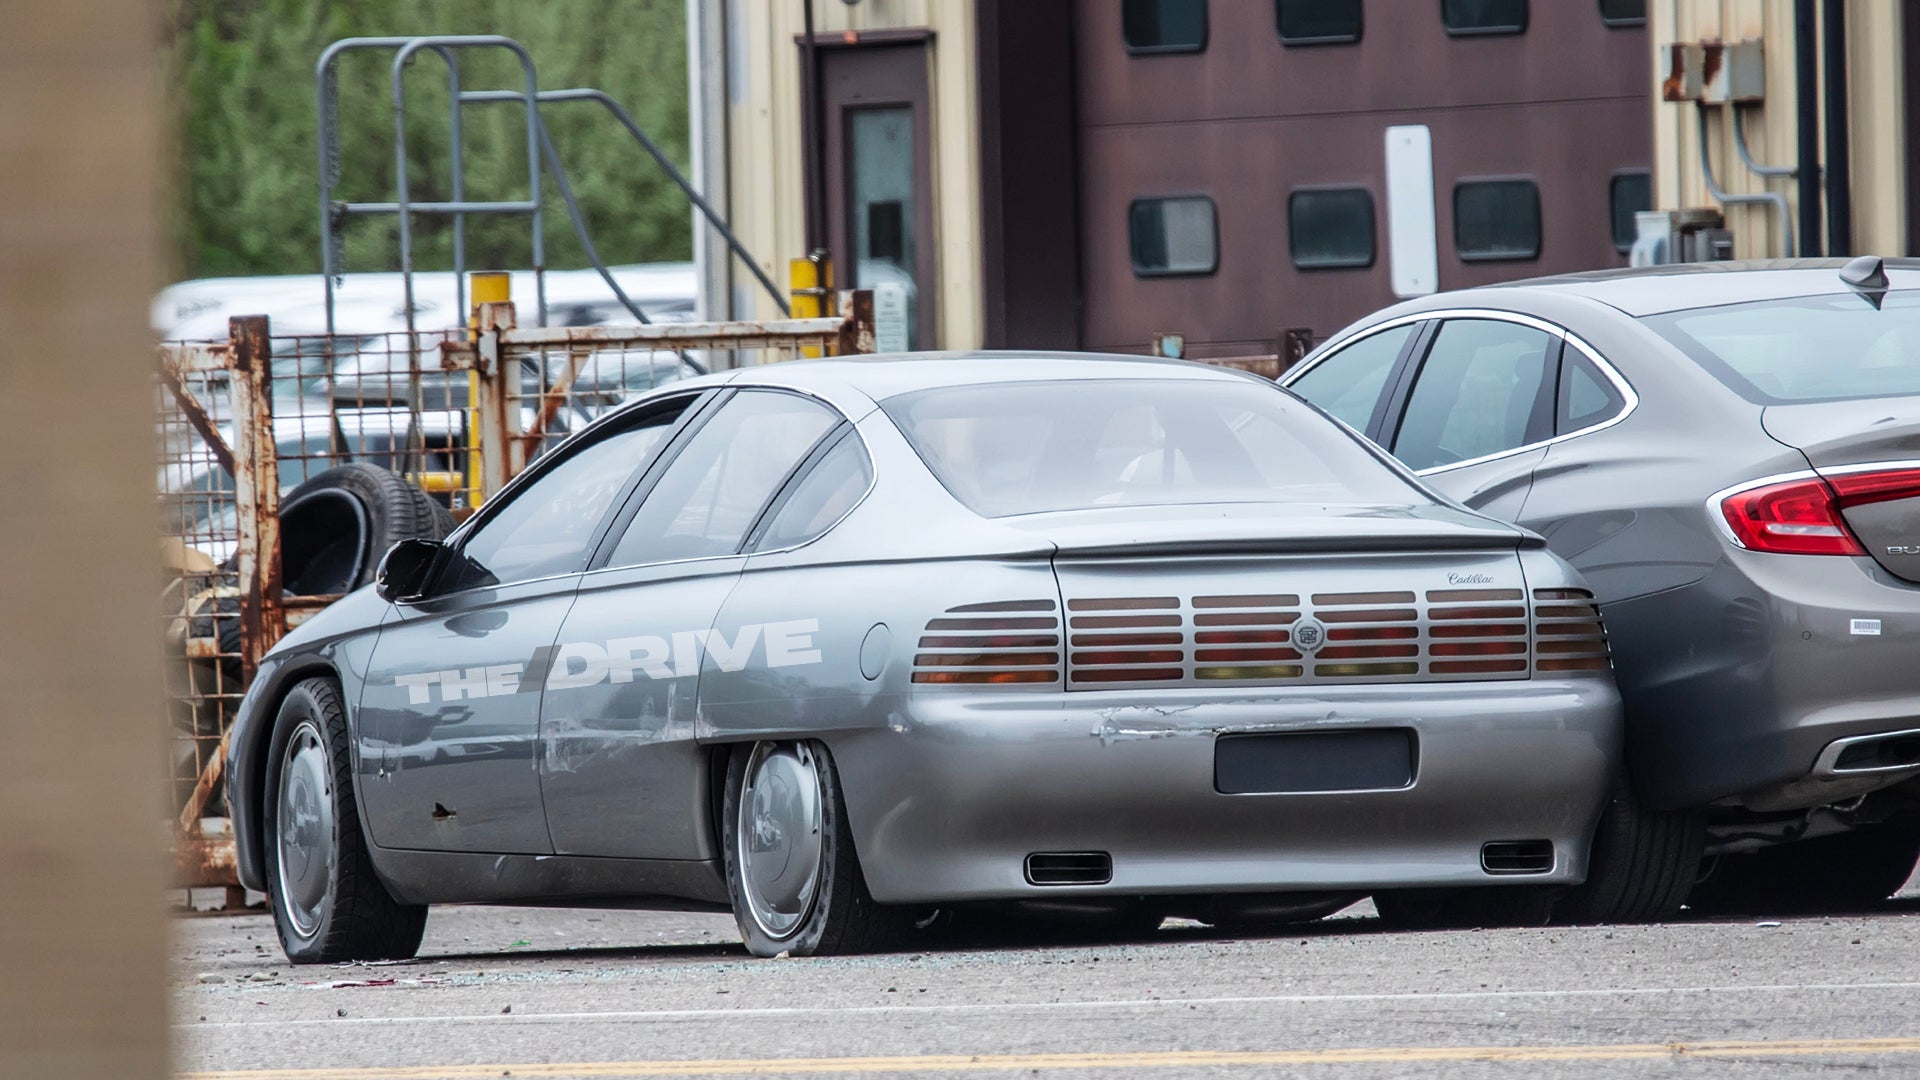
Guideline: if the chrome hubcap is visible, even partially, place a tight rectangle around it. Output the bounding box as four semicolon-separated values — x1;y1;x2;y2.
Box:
275;720;334;938
736;742;824;941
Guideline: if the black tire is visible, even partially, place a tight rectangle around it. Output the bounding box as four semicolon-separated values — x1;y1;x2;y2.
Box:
1373;885;1554;930
1688;824;1920;916
1550;780;1704;925
278;464;454;596
262;676;427;964
722;740;912;957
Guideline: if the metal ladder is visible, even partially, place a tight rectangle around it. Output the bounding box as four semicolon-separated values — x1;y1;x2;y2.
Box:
315;34;787;341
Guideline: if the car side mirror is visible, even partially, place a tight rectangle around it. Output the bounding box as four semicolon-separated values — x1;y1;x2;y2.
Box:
375;538;442;602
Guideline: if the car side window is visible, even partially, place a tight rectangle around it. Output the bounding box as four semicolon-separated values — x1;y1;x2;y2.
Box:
753;431;874;551
1557;350;1627;434
435;401;690;592
1391;318;1555;471
605;390;840;566
1286;323;1415;433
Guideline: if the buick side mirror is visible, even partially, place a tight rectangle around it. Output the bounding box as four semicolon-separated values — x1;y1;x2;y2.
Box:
375;538;442;602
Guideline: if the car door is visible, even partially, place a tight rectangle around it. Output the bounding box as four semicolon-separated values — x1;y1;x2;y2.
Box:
538;388;845;859
356;394;701;853
1377;316;1562;519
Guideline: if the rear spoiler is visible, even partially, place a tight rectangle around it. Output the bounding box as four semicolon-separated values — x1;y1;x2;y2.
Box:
1050;533;1541;558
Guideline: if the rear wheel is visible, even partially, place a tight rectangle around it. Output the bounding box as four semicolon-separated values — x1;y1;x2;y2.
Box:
1688;824;1920;916
263;677;427;963
1550;780;1703;925
722;740;911;957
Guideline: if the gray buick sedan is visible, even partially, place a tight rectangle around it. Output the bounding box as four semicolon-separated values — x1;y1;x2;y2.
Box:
228;353;1652;963
1284;258;1920;915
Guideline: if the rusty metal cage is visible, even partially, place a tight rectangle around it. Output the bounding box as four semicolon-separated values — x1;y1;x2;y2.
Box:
158;294;873;899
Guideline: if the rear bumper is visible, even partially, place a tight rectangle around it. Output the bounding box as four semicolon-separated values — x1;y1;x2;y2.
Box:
829;680;1621;904
1610;551;1920;810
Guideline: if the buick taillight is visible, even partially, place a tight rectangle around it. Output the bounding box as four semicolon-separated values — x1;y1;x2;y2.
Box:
1719;477;1865;556
1828;466;1920;508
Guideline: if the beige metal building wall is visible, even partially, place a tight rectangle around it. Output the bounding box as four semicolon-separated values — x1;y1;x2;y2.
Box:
1650;0;1905;257
723;0;984;349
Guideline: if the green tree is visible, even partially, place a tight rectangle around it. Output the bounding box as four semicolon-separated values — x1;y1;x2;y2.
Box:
166;0;691;280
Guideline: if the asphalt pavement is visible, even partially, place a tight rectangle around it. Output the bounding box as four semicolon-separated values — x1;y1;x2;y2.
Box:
172;880;1920;1080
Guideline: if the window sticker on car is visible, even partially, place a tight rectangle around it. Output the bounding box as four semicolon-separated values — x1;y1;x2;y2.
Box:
392;619;823;704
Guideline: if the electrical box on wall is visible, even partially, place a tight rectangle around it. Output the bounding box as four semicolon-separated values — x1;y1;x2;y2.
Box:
1631;208;1734;266
1663;39;1764;104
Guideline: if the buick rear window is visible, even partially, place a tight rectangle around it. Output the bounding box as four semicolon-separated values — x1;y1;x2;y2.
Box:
1642;291;1920;403
883;378;1426;518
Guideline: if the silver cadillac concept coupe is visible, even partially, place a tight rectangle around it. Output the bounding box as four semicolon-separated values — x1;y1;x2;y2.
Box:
226;353;1668;962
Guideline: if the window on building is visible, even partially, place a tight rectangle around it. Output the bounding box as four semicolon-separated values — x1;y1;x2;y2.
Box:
1610;171;1652;253
1123;0;1208;53
1129;196;1219;276
1454;179;1540;261
1598;0;1646;27
1441;0;1528;36
1289;188;1375;269
1276;0;1362;45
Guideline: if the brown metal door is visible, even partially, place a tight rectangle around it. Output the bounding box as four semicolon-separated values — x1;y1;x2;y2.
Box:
817;43;937;350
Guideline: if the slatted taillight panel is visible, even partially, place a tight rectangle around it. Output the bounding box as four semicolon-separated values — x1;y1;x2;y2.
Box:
1190;594;1303;681
918;575;1559;691
1307;591;1422;679
1423;588;1530;677
1531;587;1610;675
912;600;1062;685
1067;596;1185;684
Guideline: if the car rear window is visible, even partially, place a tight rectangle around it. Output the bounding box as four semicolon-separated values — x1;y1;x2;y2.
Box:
1641;291;1920;403
881;378;1427;518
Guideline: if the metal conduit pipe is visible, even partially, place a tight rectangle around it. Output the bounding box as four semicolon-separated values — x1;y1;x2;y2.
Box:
1731;107;1797;180
1821;0;1853;256
1794;0;1822;257
1697;104;1795;257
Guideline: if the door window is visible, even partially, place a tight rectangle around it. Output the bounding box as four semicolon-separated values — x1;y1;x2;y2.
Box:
849;107;920;349
754;432;875;551
436;401;691;592
606;391;840;566
1392;319;1555;471
1287;323;1415;433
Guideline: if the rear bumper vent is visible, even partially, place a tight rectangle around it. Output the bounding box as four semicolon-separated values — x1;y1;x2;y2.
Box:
1481;839;1555;875
1025;851;1113;886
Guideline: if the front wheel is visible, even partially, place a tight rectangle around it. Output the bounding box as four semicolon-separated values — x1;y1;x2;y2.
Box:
263;677;427;963
722;740;911;957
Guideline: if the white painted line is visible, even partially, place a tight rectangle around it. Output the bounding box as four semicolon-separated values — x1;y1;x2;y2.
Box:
179;980;1920;1030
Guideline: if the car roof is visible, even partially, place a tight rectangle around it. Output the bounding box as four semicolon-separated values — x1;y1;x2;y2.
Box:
1479;257;1920;317
703;350;1257;400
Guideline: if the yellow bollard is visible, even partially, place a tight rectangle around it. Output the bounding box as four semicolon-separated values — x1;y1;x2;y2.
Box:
466;271;511;509
789;251;834;358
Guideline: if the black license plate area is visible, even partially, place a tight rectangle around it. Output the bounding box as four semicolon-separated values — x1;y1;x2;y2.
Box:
1214;729;1416;795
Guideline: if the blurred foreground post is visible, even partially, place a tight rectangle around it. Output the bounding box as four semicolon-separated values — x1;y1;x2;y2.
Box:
0;1;168;1078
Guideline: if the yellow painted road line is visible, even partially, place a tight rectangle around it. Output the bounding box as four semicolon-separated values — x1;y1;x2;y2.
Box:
179;1036;1920;1079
